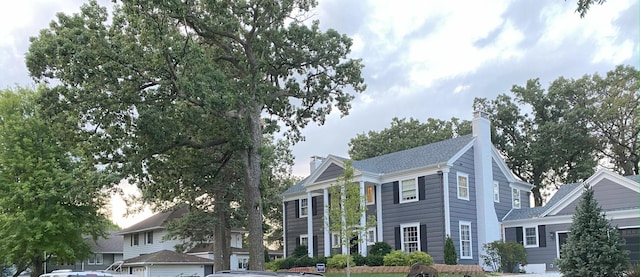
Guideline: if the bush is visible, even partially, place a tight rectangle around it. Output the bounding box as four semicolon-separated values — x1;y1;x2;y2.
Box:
326;254;355;269
369;241;393;256
291;245;308;258
366;255;384;266
294;255;315;267
313;256;327;265
481;241;527;273
625;263;639;277
408;251;434;266
272;257;295;270
265;260;280;271
444;235;457;265
352;253;367;266
383;250;409;266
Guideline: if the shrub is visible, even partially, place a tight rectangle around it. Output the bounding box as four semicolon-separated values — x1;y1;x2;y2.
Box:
313;256;327;265
369;241;393;256
291;245;309;258
383;250;409;266
481;240;527;273
265;260;280;271
444;235;457;265
294;255;315;267
366;255;384;266
326;254;355;269
625;263;639;277
352;253;367;266
408;251;434;266
273;257;295;270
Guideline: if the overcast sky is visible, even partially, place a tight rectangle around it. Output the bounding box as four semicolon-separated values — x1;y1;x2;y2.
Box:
0;0;637;226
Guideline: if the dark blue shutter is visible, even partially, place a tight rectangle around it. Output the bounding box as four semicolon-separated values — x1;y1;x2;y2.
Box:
312;197;318;216
295;200;300;218
395;226;401;250
538;225;546;247
418;176;426;201
393;182;399;204
420;224;428;252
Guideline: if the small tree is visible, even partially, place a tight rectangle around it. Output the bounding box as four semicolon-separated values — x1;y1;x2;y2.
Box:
444;235;457;265
326;161;375;277
481;241;526;273
557;184;629;276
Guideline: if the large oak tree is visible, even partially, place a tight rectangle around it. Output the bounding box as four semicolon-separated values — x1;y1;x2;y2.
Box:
27;0;364;269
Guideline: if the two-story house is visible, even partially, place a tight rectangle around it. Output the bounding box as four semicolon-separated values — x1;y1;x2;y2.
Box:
119;208;251;277
282;111;533;268
46;230;124;272
503;169;639;273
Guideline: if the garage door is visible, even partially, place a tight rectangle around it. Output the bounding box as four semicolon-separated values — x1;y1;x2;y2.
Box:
620;228;639;263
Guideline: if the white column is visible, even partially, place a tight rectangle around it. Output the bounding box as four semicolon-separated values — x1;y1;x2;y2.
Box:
323;188;331;257
442;168;451;236
307;192;314;257
282;202;287;257
359;181;367;256
376;184;383;241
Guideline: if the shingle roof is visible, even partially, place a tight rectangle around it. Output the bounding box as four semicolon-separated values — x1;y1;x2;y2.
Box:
122;250;214;265
283;135;474;196
88;230;123;253
503;182;581;221
119;207;188;234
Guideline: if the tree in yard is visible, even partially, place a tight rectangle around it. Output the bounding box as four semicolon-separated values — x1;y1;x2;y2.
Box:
326;161;375;277
556;184;629;276
443;235;457;265
27;0;364;270
0;87;114;277
574;0;607;18
348;117;471;160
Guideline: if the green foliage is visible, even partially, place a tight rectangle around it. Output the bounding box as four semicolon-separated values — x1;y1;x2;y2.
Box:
369;242;393;256
0;87;113;276
348;117;471;160
294;255;315;267
265;260;280;271
444;235;458;265
481;241;527;273
292;245;309;258
625;263;640;277
557;185;629;277
383;250;409;266
575;0;607;17
352;253;366;266
365;255;384;266
327;254;355;269
407;251;434;266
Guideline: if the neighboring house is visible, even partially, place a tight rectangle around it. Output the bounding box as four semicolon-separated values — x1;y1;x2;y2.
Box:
118;207;266;277
282;111;533;268
503;170;640;273
46;230;124;272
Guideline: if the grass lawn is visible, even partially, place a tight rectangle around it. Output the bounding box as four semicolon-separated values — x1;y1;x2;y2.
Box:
323;273;489;277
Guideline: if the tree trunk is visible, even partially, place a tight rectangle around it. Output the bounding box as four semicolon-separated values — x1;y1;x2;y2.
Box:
532;186;542;207
244;109;265;270
31;256;44;277
213;205;228;271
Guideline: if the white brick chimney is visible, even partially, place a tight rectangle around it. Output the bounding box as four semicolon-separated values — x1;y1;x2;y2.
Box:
472;111;501;270
310;156;324;174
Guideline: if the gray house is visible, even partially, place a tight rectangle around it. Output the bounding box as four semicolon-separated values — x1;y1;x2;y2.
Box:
282;111;533;268
503;169;639;273
46;230;124;272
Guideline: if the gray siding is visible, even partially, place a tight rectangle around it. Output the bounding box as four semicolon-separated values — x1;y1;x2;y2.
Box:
492;160;512;220
381;173;445;261
448;147;479;265
316;163;344;182
558;179;639;215
284;196;325;257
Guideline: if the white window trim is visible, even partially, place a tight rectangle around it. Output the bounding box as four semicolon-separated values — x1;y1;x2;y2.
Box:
512;188;521;209
459;221;473;259
400;222;421;253
456;172;470;200
299;234;309;246
524;226;539;248
399;178;419;203
366;186;375;205
299;198;309;218
493;181;500;203
367;227;377;245
331;233;341;248
87;253;103;265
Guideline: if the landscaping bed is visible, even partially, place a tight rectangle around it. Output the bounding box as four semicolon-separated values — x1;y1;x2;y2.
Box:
287;265;484;275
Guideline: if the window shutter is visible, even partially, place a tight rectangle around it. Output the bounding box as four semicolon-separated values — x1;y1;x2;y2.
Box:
312;197;318;216
313;236;319;257
420;224;428;252
393;182;399;204
418;176;426;201
296;236;300;246
295;200;300;218
395;226;401;250
516;227;523;245
538;225;546;247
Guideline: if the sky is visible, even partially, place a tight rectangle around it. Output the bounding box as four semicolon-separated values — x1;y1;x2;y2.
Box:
0;0;638;227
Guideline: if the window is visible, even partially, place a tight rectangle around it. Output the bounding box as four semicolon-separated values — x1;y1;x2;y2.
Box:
367;227;377;245
366;186;375;205
132;233;139;246
459;221;472;259
457;173;469;200
400;178;418;203
300;198;309;217
401;223;420;253
524;227;538;247
512;188;521;209
493;181;500;202
87;253;103;265
146;231;153;244
237;257;249;270
299;234;308;246
331;233;341;248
